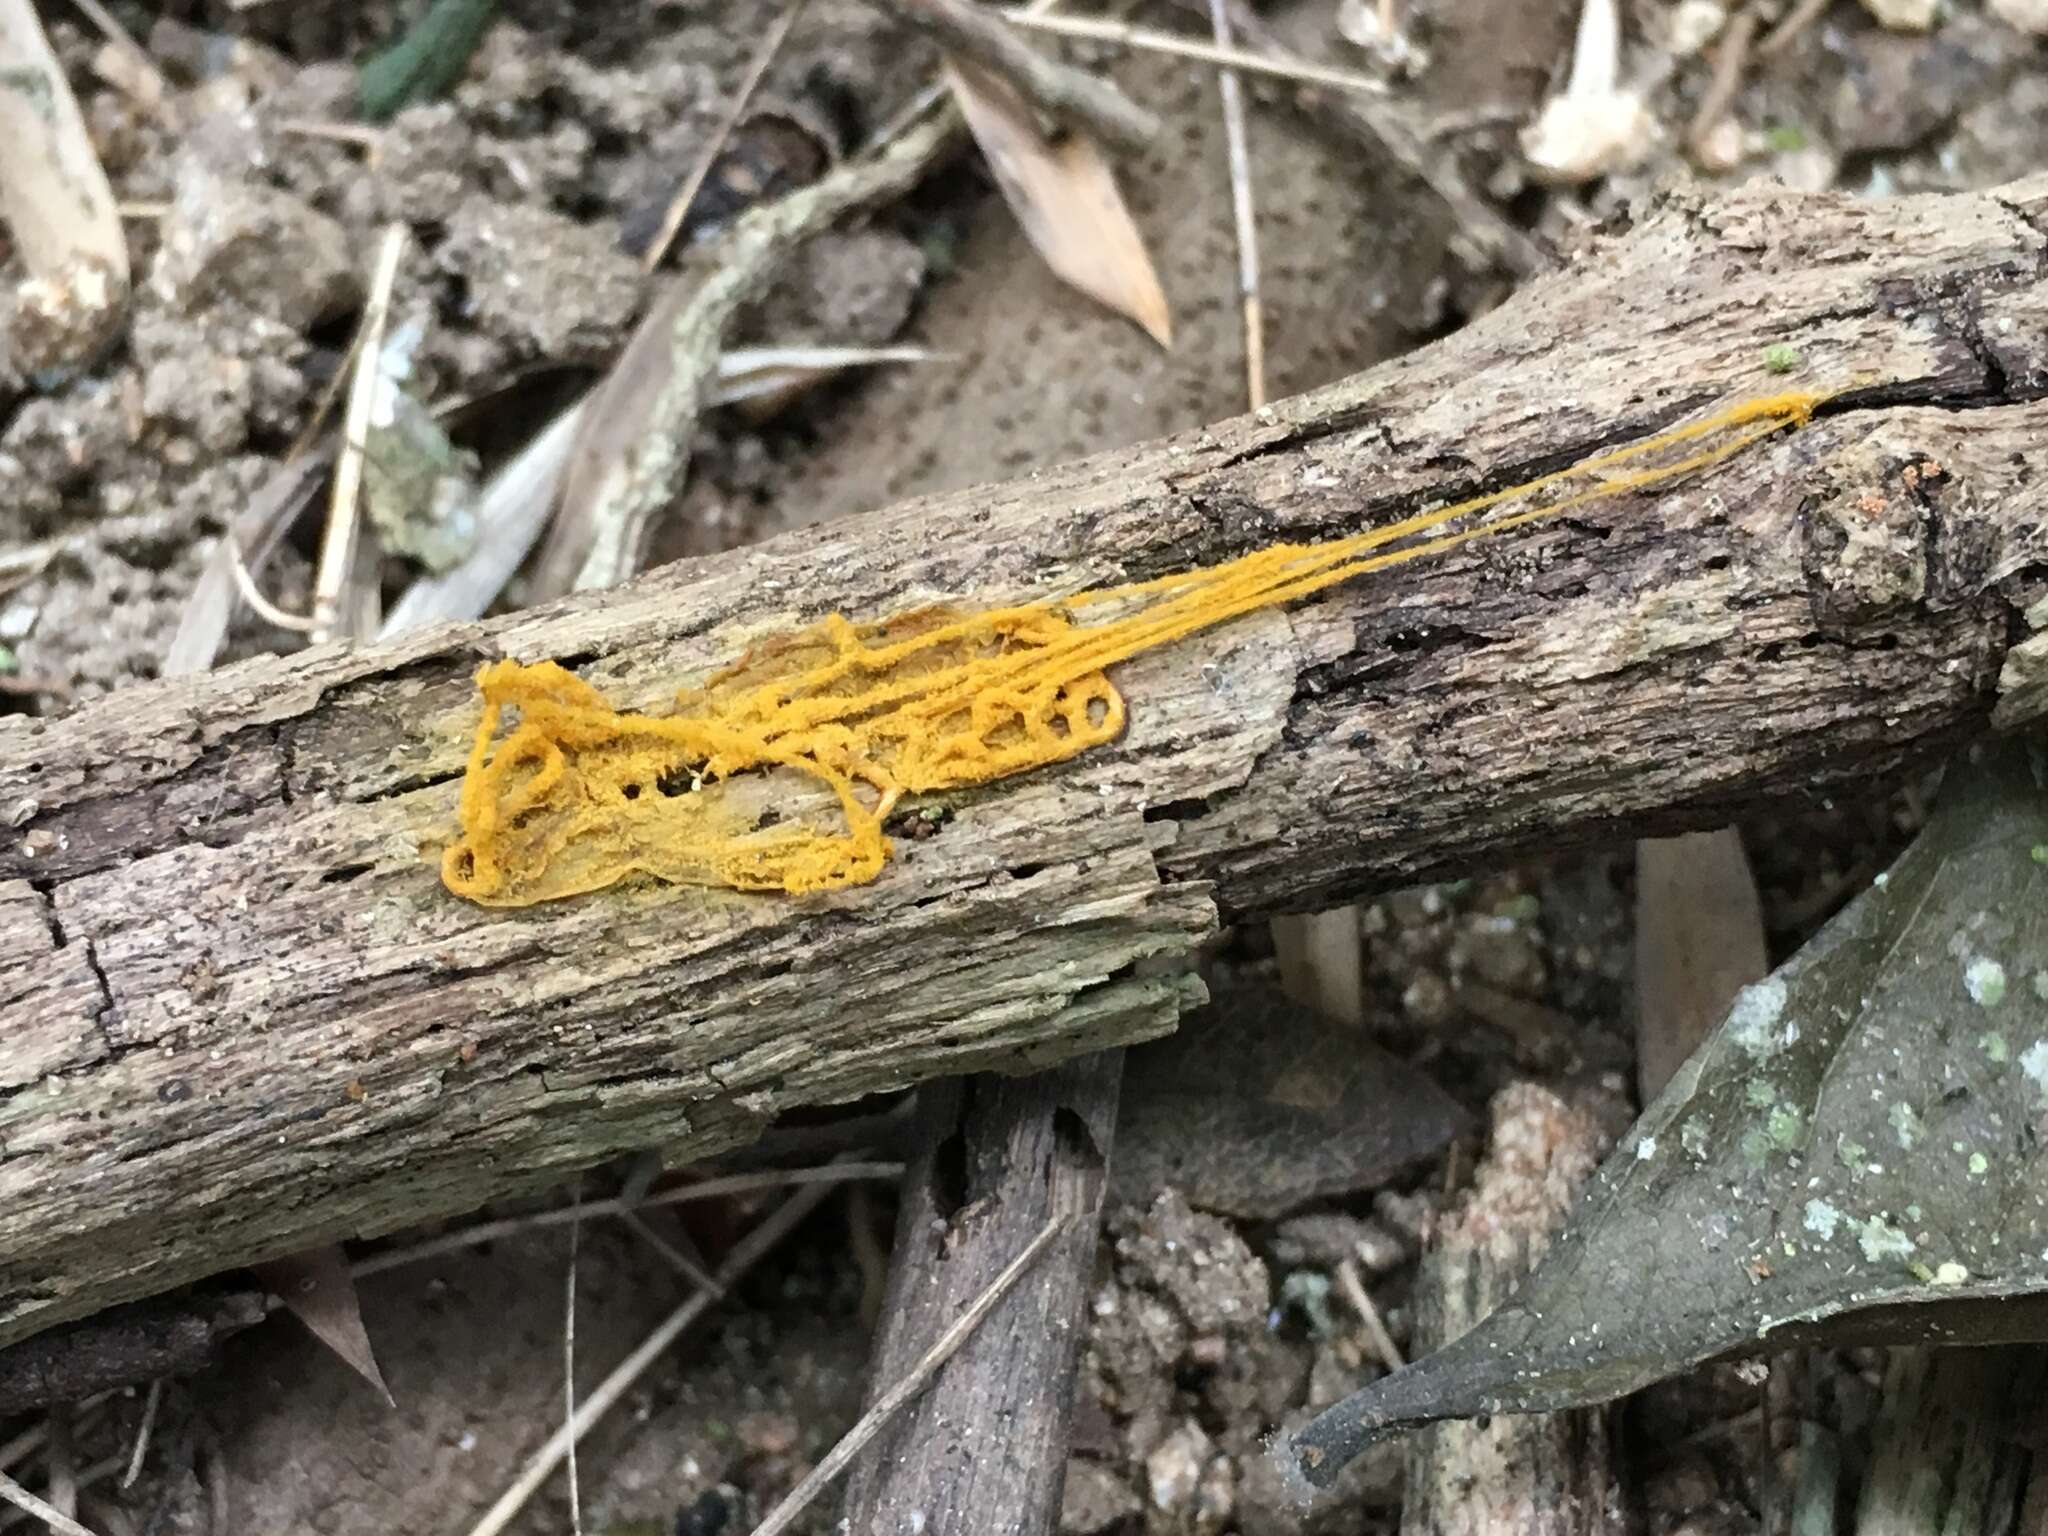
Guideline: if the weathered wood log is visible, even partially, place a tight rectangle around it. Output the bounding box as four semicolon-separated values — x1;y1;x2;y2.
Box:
6;175;2048;1350
839;1052;1122;1536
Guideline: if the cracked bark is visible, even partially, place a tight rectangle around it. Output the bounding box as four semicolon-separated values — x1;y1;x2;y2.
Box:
5;176;2048;1349
839;1056;1122;1536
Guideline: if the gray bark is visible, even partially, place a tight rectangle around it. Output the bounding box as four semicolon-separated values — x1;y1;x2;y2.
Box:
839;1053;1122;1536
6;175;2048;1349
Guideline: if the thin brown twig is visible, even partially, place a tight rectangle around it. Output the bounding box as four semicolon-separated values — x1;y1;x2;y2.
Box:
871;0;1158;150
1755;0;1831;58
564;1182;582;1536
1336;1258;1405;1371
0;1470;97;1536
1205;0;1263;412
1686;4;1757;155
227;539;316;632
743;1213;1069;1536
997;8;1389;98
310;223;406;644
118;1381;161;1490
68;0;172;114
460;1175;844;1536
349;1161;904;1280
619;1210;726;1297
642;0;809;272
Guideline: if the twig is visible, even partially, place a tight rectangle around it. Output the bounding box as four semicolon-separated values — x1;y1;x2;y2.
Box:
310;223;406;644
642;0;808;271
745;1213;1068;1536
460;1175;843;1536
350;1161;903;1279
1163;0;1547;277
118;1381;161;1490
1755;0;1831;58
870;0;1157;151
41;1418;69;1526
0;1471;97;1536
1336;1258;1404;1371
165;445;333;673
227;539;317;633
563;1183;582;1536
539;104;962;597
619;1210;725;1297
68;0;172;116
0;1461;120;1536
997;9;1390;98
1686;5;1756;157
1205;0;1263;412
274;118;385;152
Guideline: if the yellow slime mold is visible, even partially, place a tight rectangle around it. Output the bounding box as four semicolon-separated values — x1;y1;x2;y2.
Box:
443;390;1824;906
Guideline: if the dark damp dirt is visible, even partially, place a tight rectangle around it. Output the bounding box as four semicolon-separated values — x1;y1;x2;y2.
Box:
0;0;2012;1531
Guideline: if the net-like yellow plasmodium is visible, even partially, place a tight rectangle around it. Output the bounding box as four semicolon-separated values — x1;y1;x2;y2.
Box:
442;389;1825;906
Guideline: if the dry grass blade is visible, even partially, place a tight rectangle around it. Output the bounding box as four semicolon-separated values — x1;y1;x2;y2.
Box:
1272;908;1364;1026
460;1175;843;1536
0;0;129;374
164;443;334;674
944;55;1172;346
253;1245;393;1405
712;344;935;413
0;1470;98;1536
311;224;408;644
998;8;1392;97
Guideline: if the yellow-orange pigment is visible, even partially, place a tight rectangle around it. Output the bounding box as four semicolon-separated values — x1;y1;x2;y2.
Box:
443;390;1824;906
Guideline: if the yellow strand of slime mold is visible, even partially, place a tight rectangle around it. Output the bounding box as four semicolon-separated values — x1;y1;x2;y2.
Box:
441;389;1826;906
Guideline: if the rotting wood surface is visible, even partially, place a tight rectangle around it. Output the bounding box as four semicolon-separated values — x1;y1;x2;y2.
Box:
6;176;2048;1350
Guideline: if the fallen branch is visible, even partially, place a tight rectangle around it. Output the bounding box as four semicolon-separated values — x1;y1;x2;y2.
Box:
5;176;2048;1350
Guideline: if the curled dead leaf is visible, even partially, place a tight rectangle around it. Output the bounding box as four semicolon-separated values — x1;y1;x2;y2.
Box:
944;55;1172;347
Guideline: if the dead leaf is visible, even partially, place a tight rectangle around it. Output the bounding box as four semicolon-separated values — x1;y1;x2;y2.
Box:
1114;984;1466;1215
1634;828;1768;1100
254;1244;393;1405
943;55;1172;347
1286;739;2048;1490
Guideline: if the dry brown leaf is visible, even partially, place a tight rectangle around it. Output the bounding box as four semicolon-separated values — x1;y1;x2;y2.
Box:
943;55;1172;347
253;1244;393;1404
1633;827;1768;1101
